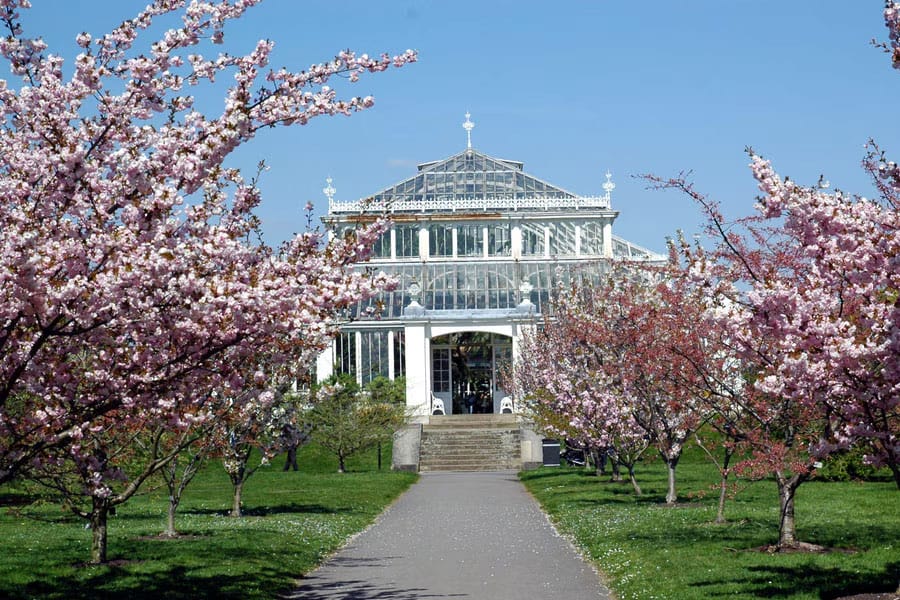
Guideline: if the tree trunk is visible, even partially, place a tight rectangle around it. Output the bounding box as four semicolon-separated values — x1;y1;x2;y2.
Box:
774;471;802;548
628;464;642;496
610;456;622;482
164;496;179;537
591;448;608;476
230;480;244;518
338;454;346;474
665;456;680;505
715;447;734;524
888;461;900;491
89;497;110;564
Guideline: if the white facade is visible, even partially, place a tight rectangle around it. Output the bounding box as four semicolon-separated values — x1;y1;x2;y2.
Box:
319;134;663;420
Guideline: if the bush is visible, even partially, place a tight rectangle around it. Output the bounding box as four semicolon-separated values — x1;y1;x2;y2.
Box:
814;445;894;482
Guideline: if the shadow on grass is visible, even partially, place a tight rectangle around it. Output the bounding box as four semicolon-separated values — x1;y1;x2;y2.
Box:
4;564;286;600
1;558;472;600
804;522;900;550
0;492;43;506
690;561;900;598
185;503;352;517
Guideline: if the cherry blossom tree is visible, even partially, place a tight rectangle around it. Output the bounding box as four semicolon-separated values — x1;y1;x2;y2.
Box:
0;0;414;563
216;386;296;518
642;1;900;532
603;267;711;505
648;139;900;548
517;266;713;504
515;283;650;496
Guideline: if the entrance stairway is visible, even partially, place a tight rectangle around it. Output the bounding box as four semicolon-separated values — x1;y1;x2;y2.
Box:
418;414;521;472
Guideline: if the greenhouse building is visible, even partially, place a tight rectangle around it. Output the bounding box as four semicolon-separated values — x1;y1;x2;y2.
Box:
315;114;664;421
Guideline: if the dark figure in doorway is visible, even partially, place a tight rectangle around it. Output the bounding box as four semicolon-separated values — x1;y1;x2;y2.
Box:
465;392;476;414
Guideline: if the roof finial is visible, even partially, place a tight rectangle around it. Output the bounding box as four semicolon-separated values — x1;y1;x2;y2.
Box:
323;176;336;203
602;170;616;203
463;111;474;149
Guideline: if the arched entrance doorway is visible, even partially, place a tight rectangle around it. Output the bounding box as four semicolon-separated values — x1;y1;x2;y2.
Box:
431;332;512;414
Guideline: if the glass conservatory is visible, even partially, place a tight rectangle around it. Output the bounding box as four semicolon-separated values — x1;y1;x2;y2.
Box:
316;115;664;419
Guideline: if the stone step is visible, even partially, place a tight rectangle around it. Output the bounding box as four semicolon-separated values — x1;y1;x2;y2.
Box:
420;446;511;456
418;424;521;472
419;456;517;465
420;457;519;467
425;415;519;430
420;452;510;461
421;429;520;438
424;423;518;430
422;429;520;436
419;463;510;472
422;437;519;450
421;439;513;448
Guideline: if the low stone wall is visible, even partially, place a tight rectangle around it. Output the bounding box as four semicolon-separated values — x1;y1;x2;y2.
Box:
519;426;544;470
392;423;423;472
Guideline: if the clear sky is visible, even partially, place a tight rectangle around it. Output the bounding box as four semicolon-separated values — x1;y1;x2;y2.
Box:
12;1;900;252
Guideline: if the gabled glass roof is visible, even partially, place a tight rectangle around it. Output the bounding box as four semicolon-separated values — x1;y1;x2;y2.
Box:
371;149;576;202
327;148;612;214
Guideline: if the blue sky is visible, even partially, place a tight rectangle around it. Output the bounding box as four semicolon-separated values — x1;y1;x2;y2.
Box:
14;1;900;252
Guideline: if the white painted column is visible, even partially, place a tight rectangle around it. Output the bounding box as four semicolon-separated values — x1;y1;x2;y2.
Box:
354;331;363;386
419;225;428;260
574;223;582;257
387;330;395;380
603;221;613;257
315;340;335;383
511;224;522;259
404;323;430;420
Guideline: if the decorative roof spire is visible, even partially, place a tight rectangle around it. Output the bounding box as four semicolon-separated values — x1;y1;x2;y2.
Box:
463;111;474;149
602;170;616;202
323;177;336;203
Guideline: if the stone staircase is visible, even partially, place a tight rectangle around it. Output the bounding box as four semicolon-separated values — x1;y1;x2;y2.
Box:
418;414;521;472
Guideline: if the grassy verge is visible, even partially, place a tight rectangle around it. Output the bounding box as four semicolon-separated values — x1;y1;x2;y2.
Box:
521;450;899;600
0;443;416;600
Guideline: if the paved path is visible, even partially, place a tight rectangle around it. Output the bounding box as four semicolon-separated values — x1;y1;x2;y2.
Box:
286;471;611;599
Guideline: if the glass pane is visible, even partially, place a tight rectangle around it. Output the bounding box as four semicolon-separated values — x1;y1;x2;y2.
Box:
581;221;604;256
373;232;391;258
488;223;511;256
429;224;453;257
458;224;482;257
395;224;420;258
548;221;576;256
522;222;545;256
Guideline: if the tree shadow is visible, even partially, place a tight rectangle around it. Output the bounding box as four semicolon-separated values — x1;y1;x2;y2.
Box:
283;568;468;599
689;561;900;598
185;503;351;517
4;564;289;600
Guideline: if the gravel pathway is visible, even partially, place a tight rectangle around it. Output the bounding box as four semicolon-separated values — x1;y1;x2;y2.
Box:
286;470;611;599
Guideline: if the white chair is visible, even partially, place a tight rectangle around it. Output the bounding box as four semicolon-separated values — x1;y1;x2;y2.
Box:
499;397;514;414
431;393;445;415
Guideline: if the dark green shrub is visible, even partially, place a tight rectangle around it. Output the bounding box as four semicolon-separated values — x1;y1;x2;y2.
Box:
815;445;893;482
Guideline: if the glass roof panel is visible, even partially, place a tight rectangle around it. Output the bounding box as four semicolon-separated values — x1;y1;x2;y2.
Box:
365;149;580;207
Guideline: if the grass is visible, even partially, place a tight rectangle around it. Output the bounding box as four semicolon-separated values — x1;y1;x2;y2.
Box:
0;442;416;600
520;447;900;600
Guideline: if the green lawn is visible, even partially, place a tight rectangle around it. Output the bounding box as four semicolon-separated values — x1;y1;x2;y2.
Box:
521;450;899;600
0;443;416;600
